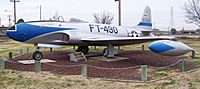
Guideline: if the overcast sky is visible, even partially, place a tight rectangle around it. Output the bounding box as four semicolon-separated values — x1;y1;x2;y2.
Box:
0;0;198;30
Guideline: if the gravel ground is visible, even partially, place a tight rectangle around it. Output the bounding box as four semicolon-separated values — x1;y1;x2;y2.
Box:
5;50;195;80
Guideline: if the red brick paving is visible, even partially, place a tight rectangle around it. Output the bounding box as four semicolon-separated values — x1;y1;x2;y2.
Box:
5;50;195;80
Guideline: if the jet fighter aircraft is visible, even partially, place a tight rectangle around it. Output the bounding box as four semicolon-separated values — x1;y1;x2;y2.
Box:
6;6;193;60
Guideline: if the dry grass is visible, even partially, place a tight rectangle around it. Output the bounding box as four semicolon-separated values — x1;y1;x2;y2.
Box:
0;67;200;89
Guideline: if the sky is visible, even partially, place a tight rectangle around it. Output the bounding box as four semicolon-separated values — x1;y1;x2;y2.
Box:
0;0;198;30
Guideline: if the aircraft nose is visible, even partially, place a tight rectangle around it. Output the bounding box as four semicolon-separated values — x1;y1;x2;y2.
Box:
6;25;19;41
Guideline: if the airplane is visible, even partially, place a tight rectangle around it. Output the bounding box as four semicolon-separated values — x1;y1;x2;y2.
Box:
6;6;194;61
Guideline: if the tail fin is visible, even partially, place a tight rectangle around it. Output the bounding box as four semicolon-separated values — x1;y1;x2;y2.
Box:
137;6;152;29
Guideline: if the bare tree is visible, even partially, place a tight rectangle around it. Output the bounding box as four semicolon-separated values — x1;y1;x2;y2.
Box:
93;11;114;24
184;0;200;26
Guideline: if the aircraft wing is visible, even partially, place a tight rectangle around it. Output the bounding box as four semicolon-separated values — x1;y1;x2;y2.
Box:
81;36;175;45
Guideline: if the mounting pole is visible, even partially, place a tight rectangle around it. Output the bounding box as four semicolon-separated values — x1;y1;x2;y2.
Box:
107;44;115;58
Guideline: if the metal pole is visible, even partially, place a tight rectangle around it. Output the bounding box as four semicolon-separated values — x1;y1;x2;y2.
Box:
10;0;20;24
118;0;121;26
14;0;16;24
116;0;122;50
40;5;41;21
171;7;174;29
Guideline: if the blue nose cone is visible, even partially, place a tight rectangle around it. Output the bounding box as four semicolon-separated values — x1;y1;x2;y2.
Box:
148;41;175;53
6;30;18;41
6;25;23;42
6;26;15;39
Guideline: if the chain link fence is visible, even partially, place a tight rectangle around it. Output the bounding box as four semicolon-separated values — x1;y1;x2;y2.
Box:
1;58;190;81
0;47;196;81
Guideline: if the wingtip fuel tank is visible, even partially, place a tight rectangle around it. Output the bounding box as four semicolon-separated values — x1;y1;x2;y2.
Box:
148;40;194;56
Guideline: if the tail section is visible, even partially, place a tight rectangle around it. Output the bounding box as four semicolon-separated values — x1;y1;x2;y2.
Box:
137;6;152;29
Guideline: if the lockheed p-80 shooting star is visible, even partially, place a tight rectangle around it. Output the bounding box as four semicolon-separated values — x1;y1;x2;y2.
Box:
6;6;193;60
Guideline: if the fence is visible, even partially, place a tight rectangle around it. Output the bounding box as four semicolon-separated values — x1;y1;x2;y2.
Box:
2;48;34;60
0;58;187;82
0;47;196;82
2;47;59;60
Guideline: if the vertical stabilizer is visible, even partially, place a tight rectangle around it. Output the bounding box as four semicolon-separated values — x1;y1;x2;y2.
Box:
137;6;152;29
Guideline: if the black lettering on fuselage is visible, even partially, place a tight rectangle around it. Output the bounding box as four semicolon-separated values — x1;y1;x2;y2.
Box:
89;24;118;34
95;25;100;32
89;24;94;32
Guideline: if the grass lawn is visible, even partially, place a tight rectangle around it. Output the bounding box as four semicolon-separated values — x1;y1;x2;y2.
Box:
0;66;200;89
